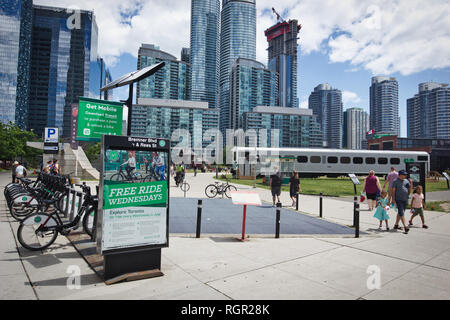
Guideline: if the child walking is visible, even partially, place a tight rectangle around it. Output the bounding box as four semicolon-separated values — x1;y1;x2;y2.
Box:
409;186;428;229
374;190;390;231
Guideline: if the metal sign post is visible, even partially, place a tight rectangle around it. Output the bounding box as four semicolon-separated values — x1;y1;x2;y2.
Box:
229;190;262;242
348;173;361;196
97;135;170;283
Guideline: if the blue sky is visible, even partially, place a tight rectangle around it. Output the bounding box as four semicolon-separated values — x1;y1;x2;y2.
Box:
34;0;450;137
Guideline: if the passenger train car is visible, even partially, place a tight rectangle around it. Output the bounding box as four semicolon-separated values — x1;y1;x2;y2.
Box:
232;147;430;178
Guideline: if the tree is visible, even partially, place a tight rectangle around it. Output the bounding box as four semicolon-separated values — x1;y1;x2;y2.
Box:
84;142;101;162
0;122;42;166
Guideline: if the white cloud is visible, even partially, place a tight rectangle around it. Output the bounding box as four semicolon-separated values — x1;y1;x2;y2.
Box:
34;0;450;76
342;91;362;106
300;100;308;109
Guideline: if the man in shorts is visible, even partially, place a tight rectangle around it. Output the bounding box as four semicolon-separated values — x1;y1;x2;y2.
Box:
391;170;412;234
270;169;282;207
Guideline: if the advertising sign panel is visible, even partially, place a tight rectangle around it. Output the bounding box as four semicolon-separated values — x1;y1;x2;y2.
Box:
70;104;79;150
98;135;170;254
77;97;123;142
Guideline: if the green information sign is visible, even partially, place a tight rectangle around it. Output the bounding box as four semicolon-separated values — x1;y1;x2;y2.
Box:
77;97;123;141
103;181;167;210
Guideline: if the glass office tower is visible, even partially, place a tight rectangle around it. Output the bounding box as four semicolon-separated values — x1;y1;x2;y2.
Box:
0;0;32;128
29;5;103;137
309;84;343;149
190;0;220;109
137;44;190;101
219;0;256;135
229;58;278;130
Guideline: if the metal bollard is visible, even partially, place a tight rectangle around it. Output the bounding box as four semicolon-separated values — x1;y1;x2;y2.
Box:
355;202;360;238
296;193;299;211
319;192;323;218
196;200;202;238
69;190;76;221
353;196;357;227
275;202;281;238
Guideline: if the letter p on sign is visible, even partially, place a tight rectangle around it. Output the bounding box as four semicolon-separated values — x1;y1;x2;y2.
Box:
45;127;59;143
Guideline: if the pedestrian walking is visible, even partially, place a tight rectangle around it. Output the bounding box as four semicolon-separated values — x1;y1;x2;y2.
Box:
383;167;399;204
289;171;301;207
391;170;412;233
11;161;18;183
270;168;282;206
362;170;382;211
15;162;27;179
409;185;428;229
373;190;390;231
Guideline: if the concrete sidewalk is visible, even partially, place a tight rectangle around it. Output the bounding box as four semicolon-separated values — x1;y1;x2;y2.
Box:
1;172;449;300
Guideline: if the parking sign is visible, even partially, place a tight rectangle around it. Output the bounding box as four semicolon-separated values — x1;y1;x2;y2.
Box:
45;127;59;143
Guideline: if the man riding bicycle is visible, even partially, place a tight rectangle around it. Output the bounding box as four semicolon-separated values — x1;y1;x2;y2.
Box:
152;152;166;181
121;151;136;180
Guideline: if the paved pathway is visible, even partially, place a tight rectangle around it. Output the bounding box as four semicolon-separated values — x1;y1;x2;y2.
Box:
1;172;449;300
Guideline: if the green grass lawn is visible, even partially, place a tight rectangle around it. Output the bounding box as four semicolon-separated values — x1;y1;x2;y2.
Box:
217;175;449;197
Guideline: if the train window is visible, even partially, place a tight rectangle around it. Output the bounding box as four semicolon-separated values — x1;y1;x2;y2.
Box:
297;156;308;163
340;157;351;164
366;157;376;164
418;156;428;161
327;156;338;164
353;157;363;164
310;156;321;163
390;158;400;165
378;157;388;165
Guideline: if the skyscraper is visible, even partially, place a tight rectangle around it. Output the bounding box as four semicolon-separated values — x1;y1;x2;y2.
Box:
229;58;278;130
0;0;32;128
190;0;220;109
28;5;107;137
264;19;301;108
137;44;190;101
407;82;450;139
343;108;370;150
370;76;399;136
308;84;343;149
219;0;256;135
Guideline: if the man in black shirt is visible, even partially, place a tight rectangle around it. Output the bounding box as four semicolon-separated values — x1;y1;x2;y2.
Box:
270;169;282;206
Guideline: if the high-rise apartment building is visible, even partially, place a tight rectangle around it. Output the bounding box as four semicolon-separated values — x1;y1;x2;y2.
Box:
308;84;343;149
190;0;220;109
370;76;399;136
219;0;256;134
229;58;278;130
264;19;301;108
0;0;32;128
137;44;190;101
343;108;370;150
243;106;323;148
407;82;450;139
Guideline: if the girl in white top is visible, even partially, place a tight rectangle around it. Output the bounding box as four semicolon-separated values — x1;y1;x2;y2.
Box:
409;185;428;229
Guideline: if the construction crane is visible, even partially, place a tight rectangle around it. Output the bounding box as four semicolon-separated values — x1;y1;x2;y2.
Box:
272;7;286;23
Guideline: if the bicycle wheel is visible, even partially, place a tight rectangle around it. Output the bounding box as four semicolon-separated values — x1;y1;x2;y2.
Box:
180;182;190;192
143;175;155;182
110;173;124;182
225;185;238;198
82;206;97;237
17;213;59;251
205;184;218;198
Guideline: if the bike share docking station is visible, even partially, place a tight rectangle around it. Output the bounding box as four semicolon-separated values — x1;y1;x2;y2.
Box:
97;135;171;284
